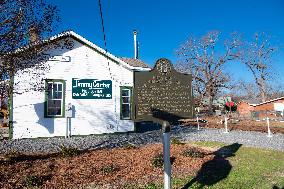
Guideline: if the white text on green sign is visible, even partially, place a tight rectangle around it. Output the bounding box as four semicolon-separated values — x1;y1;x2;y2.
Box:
72;78;112;99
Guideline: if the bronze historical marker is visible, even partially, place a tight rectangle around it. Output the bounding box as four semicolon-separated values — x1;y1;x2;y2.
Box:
133;58;194;125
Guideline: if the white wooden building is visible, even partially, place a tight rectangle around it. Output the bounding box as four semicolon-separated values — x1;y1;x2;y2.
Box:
12;31;150;139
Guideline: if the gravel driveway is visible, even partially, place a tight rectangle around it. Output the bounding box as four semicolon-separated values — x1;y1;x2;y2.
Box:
175;127;284;151
0;127;283;154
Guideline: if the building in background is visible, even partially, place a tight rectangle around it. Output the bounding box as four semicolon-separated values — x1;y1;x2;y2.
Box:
237;97;284;119
11;31;150;139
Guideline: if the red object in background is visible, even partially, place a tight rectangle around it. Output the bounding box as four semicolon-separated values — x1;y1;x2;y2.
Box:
226;101;234;107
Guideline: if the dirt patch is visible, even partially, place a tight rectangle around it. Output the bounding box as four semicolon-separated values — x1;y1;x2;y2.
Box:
0;143;214;189
182;116;284;134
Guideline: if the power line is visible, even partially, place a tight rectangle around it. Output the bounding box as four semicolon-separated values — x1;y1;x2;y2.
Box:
98;0;108;52
97;0;120;130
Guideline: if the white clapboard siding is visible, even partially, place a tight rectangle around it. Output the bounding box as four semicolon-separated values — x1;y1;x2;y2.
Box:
12;37;135;139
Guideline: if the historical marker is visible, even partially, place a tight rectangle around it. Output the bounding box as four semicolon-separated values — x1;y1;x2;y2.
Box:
133;58;194;124
133;58;194;189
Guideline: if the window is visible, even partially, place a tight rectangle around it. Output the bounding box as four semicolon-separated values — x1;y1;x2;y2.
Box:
45;80;65;117
120;87;132;120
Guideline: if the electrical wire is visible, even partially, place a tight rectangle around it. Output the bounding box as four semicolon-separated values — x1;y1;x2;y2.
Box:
98;0;108;53
98;0;119;130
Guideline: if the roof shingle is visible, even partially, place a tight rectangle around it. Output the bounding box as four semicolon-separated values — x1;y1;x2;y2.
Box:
120;57;150;68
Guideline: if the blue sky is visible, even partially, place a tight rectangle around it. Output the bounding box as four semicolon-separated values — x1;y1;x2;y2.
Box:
48;0;284;83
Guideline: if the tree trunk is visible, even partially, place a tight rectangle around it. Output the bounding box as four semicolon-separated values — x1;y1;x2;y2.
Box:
207;94;214;115
259;78;266;102
260;88;266;102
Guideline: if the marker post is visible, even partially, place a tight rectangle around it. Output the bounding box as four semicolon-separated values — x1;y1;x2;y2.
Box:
162;121;171;189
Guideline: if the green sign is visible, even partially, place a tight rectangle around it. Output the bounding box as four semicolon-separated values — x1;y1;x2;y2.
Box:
72;78;112;99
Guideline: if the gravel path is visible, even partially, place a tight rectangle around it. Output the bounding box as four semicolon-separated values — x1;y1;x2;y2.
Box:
175;127;284;151
0;127;283;154
0;131;162;154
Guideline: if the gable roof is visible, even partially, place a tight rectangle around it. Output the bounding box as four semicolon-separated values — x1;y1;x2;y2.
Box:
238;96;284;107
16;30;151;71
119;57;150;68
252;96;284;107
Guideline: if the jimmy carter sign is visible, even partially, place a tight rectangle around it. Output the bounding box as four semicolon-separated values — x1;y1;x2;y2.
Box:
72;78;112;99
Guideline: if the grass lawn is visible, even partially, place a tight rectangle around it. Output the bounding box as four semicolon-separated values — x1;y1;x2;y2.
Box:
148;141;284;189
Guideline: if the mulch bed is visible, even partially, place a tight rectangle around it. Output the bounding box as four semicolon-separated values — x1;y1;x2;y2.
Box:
0;143;214;189
182;116;284;134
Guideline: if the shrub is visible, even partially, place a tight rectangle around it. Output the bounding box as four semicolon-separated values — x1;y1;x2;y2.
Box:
24;175;44;187
123;142;137;149
100;164;118;175
171;138;185;145
3;150;23;163
152;154;164;168
24;162;33;169
5;150;20;159
60;145;79;157
151;153;175;168
182;148;206;158
146;183;158;189
24;175;51;187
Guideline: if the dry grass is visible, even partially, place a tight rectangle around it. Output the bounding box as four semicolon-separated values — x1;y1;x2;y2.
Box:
1;142;283;189
0;143;213;189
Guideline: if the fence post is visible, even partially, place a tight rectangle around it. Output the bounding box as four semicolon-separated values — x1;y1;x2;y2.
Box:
266;116;272;137
224;115;229;133
197;115;200;130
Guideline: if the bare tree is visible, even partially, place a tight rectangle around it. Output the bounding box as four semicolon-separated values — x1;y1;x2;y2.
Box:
229;80;259;103
176;31;241;112
227;79;284;104
266;83;284;100
241;33;277;102
0;0;59;98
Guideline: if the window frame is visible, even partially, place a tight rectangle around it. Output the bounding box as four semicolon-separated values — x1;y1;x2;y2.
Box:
120;86;132;120
44;79;66;118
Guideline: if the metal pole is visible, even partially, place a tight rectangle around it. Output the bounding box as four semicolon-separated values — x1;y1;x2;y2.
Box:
267;117;272;137
197;108;200;130
65;118;68;138
162;121;171;189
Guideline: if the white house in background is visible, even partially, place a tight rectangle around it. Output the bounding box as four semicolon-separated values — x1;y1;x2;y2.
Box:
12;31;150;139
